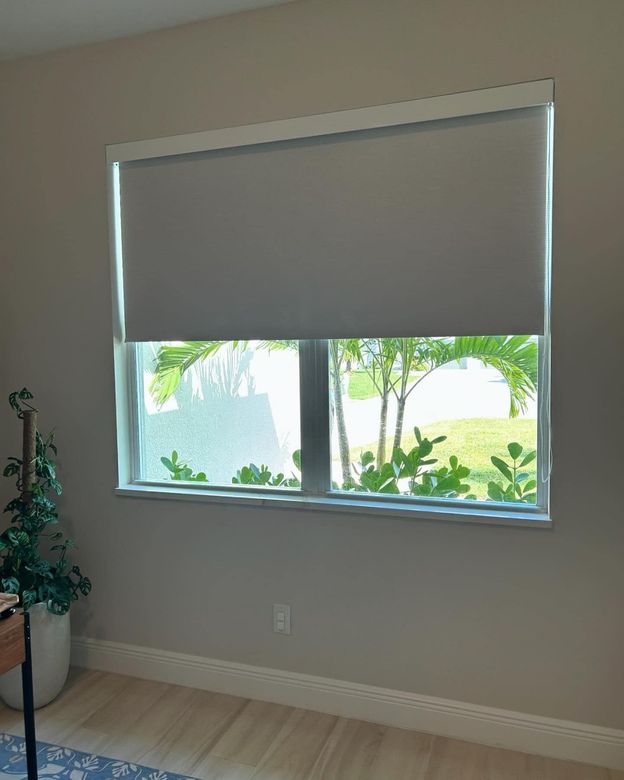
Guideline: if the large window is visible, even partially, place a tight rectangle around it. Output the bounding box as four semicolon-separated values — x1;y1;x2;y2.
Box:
111;80;553;522
130;335;546;515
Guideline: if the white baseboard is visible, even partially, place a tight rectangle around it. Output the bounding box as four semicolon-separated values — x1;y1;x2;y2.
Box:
71;637;624;771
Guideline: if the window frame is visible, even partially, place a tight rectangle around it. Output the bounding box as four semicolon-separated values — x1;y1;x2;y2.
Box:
114;335;551;527
109;80;553;528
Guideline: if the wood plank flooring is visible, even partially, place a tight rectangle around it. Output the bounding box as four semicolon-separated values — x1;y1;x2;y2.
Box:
0;668;619;779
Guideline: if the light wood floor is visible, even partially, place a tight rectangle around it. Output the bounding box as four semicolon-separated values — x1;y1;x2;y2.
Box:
0;668;620;779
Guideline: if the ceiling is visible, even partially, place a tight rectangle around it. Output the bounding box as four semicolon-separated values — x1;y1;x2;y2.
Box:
0;0;294;60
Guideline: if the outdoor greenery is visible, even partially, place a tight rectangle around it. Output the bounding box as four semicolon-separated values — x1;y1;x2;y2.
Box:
150;335;539;506
345;429;475;498
160;429;538;505
160;450;208;482
150;336;537;487
232;449;302;488
1;389;91;614
353;418;537;500
487;442;537;503
161;450;302;489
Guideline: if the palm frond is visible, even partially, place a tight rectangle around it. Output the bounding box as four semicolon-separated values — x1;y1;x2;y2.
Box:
149;341;228;405
450;336;538;417
149;339;299;405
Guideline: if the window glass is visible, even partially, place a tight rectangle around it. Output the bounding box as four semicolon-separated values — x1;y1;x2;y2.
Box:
329;337;539;504
136;341;301;488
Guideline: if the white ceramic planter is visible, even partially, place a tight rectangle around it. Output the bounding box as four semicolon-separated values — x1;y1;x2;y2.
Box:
0;603;70;710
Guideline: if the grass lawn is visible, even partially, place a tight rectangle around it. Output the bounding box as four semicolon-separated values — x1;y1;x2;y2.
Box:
346;417;538;500
347;370;421;400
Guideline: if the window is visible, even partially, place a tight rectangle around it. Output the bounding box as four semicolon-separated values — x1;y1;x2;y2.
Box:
328;336;542;506
129;333;546;516
135;341;301;487
111;80;553;523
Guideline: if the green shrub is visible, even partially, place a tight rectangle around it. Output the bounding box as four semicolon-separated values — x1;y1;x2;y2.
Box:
347;427;474;499
233;450;301;488
160;450;207;482
160;435;537;505
487;443;537;503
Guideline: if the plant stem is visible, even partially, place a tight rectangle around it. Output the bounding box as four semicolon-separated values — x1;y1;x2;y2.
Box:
21;410;37;505
377;393;389;465
393;397;406;452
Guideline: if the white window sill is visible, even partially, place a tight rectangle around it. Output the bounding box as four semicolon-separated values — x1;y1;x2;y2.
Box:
115;483;552;529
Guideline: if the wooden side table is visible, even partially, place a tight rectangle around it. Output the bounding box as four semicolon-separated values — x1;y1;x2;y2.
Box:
0;611;37;778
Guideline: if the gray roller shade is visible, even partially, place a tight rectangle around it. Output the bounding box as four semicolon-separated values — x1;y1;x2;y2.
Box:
119;105;550;341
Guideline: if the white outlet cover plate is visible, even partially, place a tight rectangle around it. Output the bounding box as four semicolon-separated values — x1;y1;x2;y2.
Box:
273;603;291;635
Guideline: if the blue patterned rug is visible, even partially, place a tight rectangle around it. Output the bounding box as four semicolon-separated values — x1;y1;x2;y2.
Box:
0;734;195;780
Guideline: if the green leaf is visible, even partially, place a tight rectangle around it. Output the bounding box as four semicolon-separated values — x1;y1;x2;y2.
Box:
378;478;400;494
487;482;505;501
519;450;537;467
507;442;523;460
360;451;375;467
22;590;37;610
160;457;174;473
419;440;433;457
1;577;20;594
47;599;70;616
490;456;513;482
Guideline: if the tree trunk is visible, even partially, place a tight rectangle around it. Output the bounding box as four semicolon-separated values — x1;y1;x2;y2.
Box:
376;393;389;465
393;397;406;453
21;410;37;504
333;371;352;485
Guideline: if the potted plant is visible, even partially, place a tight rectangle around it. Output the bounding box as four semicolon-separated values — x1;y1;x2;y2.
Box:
0;388;91;709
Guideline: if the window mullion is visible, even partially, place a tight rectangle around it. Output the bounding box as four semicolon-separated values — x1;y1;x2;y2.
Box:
299;339;331;495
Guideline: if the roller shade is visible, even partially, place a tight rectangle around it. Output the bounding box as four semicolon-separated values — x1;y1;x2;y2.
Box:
117;99;550;342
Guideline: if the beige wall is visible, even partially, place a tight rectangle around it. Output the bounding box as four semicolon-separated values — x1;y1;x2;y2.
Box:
1;0;623;729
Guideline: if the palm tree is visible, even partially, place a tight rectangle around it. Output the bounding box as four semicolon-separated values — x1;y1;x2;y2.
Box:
357;338;400;465
148;335;537;486
386;336;538;453
329;339;360;484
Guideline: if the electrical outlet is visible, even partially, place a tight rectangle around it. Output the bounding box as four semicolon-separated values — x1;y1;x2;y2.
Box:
273;603;291;635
